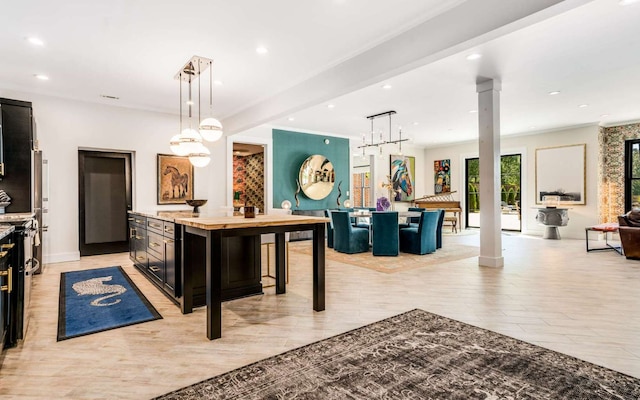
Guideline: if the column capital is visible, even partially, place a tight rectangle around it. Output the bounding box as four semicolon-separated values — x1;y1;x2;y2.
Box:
476;78;502;93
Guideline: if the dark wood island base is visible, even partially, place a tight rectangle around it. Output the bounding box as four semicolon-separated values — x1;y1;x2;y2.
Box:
176;214;327;340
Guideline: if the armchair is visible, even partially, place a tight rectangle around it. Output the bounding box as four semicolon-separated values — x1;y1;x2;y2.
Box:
331;210;370;254
618;210;640;259
324;209;334;248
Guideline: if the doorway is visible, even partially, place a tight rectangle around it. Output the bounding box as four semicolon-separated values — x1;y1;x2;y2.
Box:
465;154;521;231
232;143;265;214
78;150;132;256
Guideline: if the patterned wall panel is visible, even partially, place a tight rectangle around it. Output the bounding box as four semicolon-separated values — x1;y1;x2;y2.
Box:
244;152;265;213
599;123;640;223
233;155;246;205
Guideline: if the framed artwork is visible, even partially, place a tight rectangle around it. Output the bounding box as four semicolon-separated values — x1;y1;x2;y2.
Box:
390;155;415;202
535;144;586;205
157;154;194;204
434;159;451;194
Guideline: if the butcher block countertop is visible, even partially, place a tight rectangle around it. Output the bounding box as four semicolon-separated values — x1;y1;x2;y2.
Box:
174;214;329;230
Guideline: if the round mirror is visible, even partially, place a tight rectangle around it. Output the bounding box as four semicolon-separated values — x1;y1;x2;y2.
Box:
299;155;335;200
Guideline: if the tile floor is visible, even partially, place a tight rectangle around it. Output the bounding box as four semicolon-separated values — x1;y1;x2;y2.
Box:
0;231;639;399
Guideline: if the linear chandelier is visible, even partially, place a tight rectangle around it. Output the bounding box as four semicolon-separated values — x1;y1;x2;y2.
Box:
357;110;408;156
169;55;223;167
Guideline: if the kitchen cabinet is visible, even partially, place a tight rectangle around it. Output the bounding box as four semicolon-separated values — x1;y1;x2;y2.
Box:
128;211;262;309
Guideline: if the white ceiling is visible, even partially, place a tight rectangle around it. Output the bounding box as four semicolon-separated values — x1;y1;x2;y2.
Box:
2;0;640;148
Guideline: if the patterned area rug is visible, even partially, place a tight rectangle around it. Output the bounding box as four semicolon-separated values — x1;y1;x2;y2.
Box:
155;309;640;399
289;241;478;273
57;266;161;341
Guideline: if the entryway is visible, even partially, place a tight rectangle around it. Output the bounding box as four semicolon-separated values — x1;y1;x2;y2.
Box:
78;150;132;256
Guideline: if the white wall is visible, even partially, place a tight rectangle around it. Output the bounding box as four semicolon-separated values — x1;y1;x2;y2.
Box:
424;125;600;239
0;89;227;264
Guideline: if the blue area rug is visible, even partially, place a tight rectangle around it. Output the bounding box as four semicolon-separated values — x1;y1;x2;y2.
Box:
57;266;162;341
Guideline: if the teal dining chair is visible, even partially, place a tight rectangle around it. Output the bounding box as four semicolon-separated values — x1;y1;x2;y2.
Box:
399;211;439;255
371;211;399;256
331;210;370;254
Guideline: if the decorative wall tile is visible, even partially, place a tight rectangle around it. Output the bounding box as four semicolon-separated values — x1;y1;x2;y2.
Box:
599;123;640;222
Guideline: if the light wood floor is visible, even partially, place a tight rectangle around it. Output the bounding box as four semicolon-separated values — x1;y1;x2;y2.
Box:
1;232;639;399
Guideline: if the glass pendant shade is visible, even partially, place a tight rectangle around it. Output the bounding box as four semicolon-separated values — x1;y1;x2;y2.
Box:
188;142;211;167
199;117;224;142
169;134;188;156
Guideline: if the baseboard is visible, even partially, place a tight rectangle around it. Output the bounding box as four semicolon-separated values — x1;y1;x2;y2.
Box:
44;251;81;265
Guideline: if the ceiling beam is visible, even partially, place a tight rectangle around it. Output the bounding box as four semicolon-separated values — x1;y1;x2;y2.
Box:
222;0;595;136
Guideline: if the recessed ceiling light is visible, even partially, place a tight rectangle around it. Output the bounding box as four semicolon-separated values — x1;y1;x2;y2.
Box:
382;84;392;89
619;0;639;5
548;91;561;95
530;126;536;129
256;46;268;55
412;122;419;126
466;53;482;60
579;104;589;108
34;74;49;80
327;104;335;109
287;117;295;121
27;37;44;46
600;114;610;117
213;80;223;86
469;110;478;113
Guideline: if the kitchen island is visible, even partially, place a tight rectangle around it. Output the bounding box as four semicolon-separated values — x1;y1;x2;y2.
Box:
175;214;328;340
128;211;329;340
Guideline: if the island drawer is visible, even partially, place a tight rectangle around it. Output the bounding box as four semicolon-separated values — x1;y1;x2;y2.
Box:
130;215;146;228
163;221;175;237
147;231;164;259
147;218;164;234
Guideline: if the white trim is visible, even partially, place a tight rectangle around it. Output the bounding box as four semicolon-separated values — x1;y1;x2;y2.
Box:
226;134;273;213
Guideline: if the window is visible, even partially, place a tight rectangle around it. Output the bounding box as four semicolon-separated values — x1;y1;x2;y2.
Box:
352;172;371;208
624;139;640;211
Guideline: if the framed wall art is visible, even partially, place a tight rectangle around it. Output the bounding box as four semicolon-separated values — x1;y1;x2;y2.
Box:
434;159;451;194
157;154;194;204
535;144;586;205
390;154;415;202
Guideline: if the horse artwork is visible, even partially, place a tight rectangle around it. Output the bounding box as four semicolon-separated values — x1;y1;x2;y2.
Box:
164;166;189;199
157;154;194;204
390;155;415;202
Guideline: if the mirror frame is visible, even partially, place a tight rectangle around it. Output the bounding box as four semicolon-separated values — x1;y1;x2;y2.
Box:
298;155;335;200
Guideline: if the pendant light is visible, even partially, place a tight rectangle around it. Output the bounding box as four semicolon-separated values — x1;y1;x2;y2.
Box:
170;56;218;167
199;59;223;142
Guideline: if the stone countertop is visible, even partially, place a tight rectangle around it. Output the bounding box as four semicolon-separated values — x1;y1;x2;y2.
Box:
0;212;36;222
0;224;15;241
130;210;213;223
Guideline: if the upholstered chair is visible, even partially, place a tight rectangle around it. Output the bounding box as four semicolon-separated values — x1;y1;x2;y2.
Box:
399;207;423;229
371;211;399;256
324;209;334;248
618;210;640;259
331;210;370;254
435;209;445;249
399;211;439;255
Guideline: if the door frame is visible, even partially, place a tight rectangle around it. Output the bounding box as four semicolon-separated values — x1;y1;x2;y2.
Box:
226;134;271;213
78;150;133;256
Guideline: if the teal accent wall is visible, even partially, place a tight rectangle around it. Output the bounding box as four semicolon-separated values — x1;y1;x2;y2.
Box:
273;129;350;210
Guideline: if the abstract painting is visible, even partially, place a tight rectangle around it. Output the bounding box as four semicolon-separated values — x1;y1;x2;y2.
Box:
434;159;451;194
535;144;586;205
390;155;415;202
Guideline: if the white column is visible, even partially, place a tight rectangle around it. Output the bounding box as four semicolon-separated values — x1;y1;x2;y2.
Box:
476;79;504;268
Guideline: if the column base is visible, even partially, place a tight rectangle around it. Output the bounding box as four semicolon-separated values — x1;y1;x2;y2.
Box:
478;256;504;268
